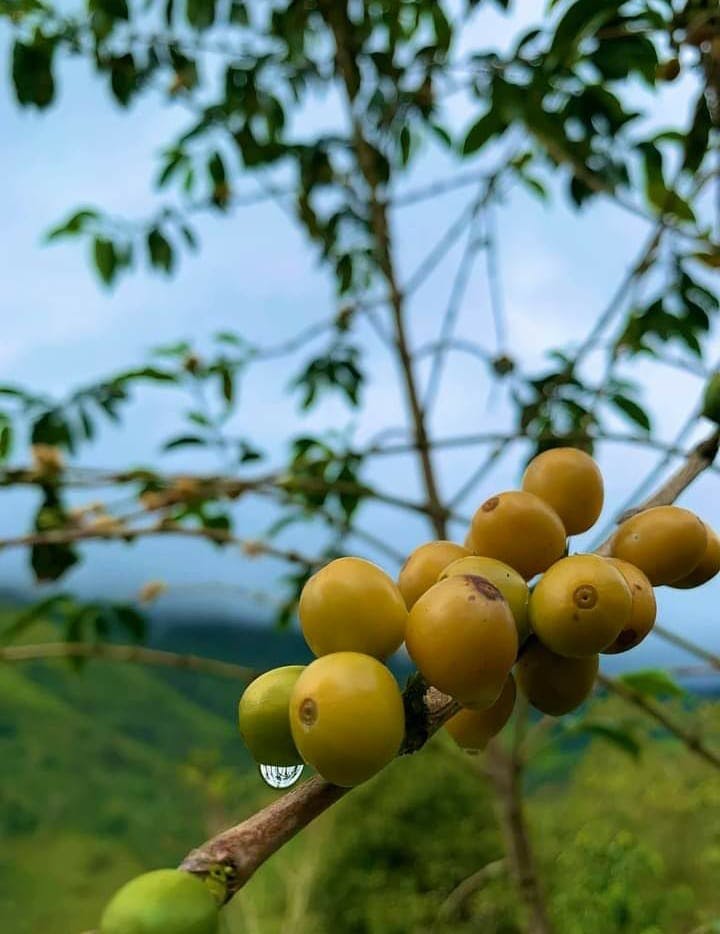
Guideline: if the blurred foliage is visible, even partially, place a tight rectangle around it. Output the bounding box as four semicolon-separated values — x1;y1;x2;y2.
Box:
1;617;719;933
533;698;720;934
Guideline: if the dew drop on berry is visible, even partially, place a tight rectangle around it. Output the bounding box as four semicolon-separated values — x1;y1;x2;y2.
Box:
259;763;304;788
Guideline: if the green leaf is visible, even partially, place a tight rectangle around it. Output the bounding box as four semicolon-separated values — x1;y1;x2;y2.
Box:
683;93;711;174
462;109;505;156
214;331;245;346
229;0;248;24
163;434;206;450
31;543;79;583
591;35;657;84
430;3;452;52
429;123;453;149
93;237;117;286
186;0;216;30
146;228;174;273
574;721;641;759
31;410;73;449
113;605;147;641
399;126;412;166
219;366;234;404
238;440;263;463
609;394;651;431
548;0;623;66
619;669;685;699
12;33;56;108
187;410;212;427
152;340;192;358
640;142;695;222
117;366;177;383
109;53;138;107
45;209;99;242
0;420;13;461
89;0;129;21
180;224;198;250
2;594;73;644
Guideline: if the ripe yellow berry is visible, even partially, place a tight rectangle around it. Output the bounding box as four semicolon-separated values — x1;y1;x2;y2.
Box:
522;447;604;535
515;639;598;716
289;653;404;787
610;506;707;586
669;524;720;589
529;554;631;657
469;491;566;580
405;575;518;709
397;540;470;609
445;675;516;751
100;869;218;934
299;557;407;659
602;558;657;654
439;555;530;644
238;666;305;766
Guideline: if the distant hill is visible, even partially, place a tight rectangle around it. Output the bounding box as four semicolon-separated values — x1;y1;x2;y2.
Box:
0;621;276;934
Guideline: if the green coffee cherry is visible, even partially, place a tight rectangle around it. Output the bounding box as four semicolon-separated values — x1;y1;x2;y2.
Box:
100;869;219;934
238;665;305;766
702;372;720;425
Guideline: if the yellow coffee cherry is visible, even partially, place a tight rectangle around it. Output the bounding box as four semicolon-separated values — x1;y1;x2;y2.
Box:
529;554;631;657
289;652;405;787
405;575;518;709
669;524;720;589
515;639;598;716
439;555;530;644
397;540;470;609
610;505;707;586
299;557;407;659
445;675;516;751
470;491;566;580
100;869;219;934
522;447;604;535
602;558;657;654
238;666;304;766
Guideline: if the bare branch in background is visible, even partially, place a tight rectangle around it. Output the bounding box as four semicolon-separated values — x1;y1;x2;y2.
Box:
0;641;257;682
597;673;720;770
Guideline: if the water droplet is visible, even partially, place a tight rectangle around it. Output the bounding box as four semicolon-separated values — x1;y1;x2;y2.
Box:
259;763;304;789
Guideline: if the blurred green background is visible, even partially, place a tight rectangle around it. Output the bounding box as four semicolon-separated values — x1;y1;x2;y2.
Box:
2;613;718;934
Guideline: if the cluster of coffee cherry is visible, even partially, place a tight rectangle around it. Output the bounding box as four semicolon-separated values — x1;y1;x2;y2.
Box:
98;448;719;934
237;447;719;787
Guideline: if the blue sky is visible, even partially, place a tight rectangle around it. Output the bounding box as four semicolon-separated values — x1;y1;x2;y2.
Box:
1;2;719;669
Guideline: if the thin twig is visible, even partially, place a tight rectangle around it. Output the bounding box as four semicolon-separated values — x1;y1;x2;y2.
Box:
652;624;720;671
0;523;317;567
422;186;489;414
483;198;507;355
596;673;720;770
0;641;257;681
484;703;554;934
178;686;459;898
436;859;507;922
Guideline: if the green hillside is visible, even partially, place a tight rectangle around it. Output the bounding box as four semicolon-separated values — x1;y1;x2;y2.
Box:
2;622;720;934
0;626;261;934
